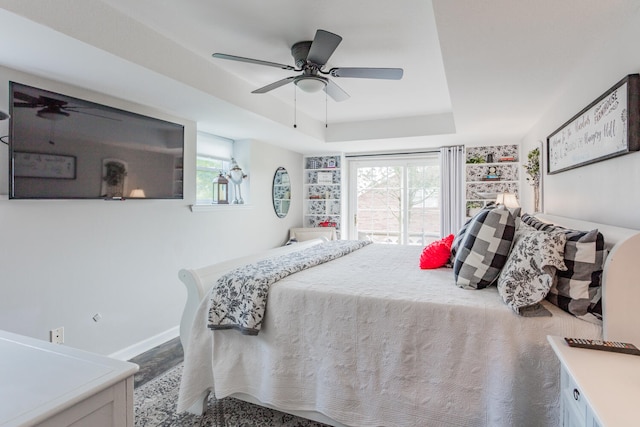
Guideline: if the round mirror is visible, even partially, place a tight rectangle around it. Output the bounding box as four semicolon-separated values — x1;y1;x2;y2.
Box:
272;167;291;218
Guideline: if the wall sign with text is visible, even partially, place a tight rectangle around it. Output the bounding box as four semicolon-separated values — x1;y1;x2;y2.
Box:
547;74;640;174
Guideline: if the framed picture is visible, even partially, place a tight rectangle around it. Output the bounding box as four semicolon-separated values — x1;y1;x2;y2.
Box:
13;152;76;179
327;157;337;168
317;172;333;185
547;74;640;174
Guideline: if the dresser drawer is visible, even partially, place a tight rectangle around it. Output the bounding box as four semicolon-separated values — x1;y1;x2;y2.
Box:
561;366;586;425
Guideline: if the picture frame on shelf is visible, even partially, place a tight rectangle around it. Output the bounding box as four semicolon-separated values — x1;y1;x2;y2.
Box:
317;172;333;184
327;158;337;168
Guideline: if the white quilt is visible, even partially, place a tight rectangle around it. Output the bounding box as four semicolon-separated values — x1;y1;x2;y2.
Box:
178;244;602;426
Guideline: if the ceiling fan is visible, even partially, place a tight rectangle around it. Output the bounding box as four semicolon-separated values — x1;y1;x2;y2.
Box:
13;92;118;121
212;29;403;102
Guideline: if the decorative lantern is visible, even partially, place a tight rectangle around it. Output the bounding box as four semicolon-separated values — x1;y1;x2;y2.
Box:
212;172;229;204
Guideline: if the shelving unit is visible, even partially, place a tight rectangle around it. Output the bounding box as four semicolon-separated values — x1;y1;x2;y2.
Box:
173;156;184;198
465;144;520;216
303;155;341;237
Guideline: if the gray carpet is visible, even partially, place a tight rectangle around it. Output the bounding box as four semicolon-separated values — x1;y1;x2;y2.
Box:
134;363;329;427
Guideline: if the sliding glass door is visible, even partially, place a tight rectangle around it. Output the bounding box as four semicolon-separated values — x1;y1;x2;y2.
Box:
348;155;440;245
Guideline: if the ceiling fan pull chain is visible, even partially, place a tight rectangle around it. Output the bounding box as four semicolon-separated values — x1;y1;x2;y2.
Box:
293;85;297;129
325;90;328;128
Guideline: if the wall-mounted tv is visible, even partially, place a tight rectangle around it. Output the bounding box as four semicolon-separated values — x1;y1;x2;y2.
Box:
9;82;184;199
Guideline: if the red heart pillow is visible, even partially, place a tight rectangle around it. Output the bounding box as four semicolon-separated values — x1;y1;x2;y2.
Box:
420;234;455;269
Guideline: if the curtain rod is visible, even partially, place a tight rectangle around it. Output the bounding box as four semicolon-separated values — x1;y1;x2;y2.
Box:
345;149;442;159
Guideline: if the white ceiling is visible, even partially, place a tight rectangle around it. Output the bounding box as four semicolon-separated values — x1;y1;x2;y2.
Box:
0;0;638;154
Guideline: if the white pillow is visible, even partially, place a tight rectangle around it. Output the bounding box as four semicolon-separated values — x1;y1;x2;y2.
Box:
497;225;567;316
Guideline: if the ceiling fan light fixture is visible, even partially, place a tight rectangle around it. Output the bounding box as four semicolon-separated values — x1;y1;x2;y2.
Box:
294;76;326;93
36;107;69;121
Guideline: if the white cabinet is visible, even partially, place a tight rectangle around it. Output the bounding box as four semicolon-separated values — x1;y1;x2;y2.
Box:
0;330;138;427
303;155;341;237
465;144;520;216
548;335;640;426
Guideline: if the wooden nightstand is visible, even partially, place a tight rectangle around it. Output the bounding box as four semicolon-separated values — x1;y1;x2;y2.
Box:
548;335;640;426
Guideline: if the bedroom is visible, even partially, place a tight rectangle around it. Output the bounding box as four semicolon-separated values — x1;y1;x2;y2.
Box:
0;1;640;425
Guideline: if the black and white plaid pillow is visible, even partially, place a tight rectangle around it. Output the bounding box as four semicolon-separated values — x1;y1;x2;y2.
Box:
546;228;604;324
450;205;496;262
453;206;516;289
521;213;555;231
521;214;604;324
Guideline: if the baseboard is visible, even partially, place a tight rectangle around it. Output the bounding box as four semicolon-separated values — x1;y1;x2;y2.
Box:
109;326;180;361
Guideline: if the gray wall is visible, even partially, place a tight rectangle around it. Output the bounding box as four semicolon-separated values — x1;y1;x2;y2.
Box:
0;67;303;356
518;12;640;229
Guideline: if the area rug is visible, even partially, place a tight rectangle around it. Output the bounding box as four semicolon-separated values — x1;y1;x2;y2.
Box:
134;363;329;427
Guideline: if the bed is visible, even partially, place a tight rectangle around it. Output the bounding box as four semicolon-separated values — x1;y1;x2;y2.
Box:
176;214;640;427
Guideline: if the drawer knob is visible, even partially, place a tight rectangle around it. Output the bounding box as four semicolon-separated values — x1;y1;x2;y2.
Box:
573;388;580;401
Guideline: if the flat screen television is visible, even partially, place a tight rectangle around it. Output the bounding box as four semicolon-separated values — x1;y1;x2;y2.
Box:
9;82;184;199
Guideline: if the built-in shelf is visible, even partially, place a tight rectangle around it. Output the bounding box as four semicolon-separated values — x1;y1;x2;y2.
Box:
466;145;520;216
304;155;342;235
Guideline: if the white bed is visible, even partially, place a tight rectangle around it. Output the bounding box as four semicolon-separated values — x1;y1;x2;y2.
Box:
176;214;640;427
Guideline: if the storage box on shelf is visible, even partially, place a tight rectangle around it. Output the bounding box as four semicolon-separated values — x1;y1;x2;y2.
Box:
465;145;520;217
304;155;341;237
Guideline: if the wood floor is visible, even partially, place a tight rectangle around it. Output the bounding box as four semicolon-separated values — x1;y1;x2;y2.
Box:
128;336;184;388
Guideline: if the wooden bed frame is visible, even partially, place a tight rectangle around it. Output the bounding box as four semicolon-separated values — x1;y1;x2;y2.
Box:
178;214;640;425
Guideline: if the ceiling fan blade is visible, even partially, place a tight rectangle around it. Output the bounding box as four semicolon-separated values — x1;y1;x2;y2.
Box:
324;79;350;102
329;67;404;80
13;101;41;108
13;91;42;104
68;109;122;121
212;53;295;71
307;30;342;67
252;76;296;94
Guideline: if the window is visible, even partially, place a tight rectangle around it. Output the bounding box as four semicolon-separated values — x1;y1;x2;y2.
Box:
348;154;440;245
196;156;230;204
196;132;233;205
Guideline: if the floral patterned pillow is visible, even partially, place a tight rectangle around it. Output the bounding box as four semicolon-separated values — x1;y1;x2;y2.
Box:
497;226;567;316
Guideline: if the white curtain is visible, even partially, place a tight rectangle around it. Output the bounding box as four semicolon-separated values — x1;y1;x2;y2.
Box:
440;145;465;236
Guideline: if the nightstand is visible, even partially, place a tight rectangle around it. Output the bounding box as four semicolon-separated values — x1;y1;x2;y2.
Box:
0;330;138;426
547;335;640;426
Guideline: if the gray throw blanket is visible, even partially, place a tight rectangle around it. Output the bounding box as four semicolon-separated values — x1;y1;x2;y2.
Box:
207;240;372;335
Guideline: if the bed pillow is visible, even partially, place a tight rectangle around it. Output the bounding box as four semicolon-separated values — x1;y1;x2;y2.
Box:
546;228;605;324
521;213;556;231
420;234;455;269
497;226;567;316
453;205;516;289
450;205;496;262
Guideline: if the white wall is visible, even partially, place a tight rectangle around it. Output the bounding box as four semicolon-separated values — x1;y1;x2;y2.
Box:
0;67;303;356
520;7;640;229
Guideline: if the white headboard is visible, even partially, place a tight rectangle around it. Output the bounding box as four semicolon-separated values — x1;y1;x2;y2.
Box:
536;214;640;346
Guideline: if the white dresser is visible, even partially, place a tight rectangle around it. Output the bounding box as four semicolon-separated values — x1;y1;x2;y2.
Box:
548;335;640;427
0;330;138;427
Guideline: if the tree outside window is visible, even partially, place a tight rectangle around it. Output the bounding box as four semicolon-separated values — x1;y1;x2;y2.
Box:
196;156;229;204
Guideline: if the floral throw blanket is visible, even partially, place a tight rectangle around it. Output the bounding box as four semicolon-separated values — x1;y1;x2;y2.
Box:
207;240;372;335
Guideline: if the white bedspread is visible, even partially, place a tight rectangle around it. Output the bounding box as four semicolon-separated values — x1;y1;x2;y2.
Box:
178;244;602;426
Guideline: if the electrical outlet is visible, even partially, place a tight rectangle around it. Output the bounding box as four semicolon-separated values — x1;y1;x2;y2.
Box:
50;327;64;344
